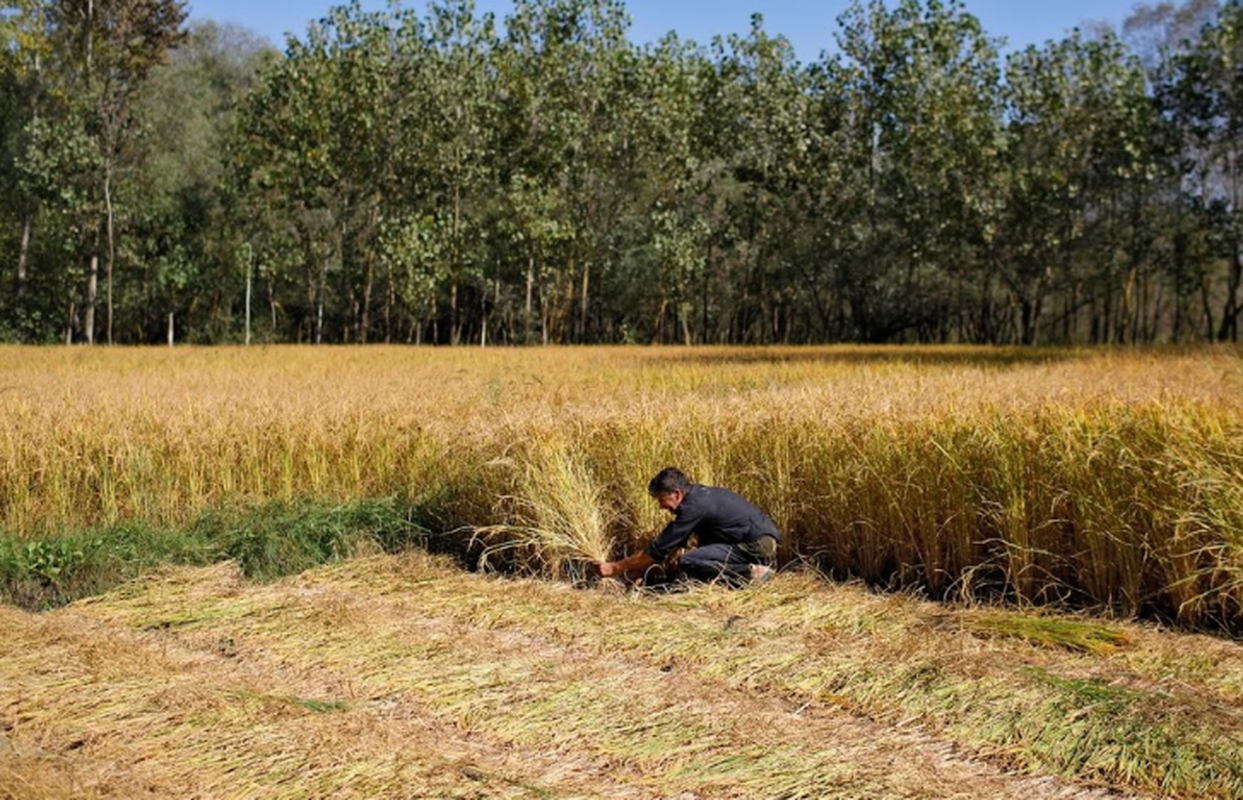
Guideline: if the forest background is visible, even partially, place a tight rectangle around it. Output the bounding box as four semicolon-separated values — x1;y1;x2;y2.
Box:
3;0;1243;348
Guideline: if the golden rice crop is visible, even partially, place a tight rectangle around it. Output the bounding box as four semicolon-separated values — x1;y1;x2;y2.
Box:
471;440;617;578
1;344;1241;629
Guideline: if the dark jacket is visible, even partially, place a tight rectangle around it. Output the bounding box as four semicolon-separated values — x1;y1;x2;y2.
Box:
645;484;780;562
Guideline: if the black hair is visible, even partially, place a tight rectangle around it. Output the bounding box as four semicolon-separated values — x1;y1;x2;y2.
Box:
648;467;692;497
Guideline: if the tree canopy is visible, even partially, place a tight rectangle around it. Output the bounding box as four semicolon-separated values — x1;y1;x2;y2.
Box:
3;0;1243;345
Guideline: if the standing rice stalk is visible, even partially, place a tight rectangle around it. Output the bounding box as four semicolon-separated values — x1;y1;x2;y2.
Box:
2;345;1242;631
473;442;616;580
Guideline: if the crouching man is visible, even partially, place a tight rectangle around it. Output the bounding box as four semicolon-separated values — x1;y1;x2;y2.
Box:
592;467;779;588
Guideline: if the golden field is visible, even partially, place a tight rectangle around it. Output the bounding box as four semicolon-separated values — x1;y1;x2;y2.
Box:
2;345;1241;626
2;345;1243;799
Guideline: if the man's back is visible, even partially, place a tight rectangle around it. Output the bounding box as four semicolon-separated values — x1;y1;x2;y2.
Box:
646;483;779;561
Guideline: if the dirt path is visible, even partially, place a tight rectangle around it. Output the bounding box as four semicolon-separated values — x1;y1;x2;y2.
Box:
2;557;1151;799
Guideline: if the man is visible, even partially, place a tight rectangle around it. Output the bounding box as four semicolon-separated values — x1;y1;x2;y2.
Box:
593;467;780;588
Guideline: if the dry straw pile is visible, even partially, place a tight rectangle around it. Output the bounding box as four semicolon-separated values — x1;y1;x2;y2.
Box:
1;344;1241;628
2;553;1240;798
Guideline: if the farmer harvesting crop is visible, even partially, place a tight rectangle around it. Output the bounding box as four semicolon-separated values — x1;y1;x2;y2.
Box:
592;467;779;588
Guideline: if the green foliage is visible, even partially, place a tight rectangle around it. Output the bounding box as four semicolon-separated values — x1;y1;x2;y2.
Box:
3;0;1243;344
197;496;431;580
0;524;204;608
1;537;97;584
0;496;432;608
825;0;1004;342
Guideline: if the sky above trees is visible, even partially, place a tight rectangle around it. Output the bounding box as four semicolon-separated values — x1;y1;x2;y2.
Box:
187;0;1147;58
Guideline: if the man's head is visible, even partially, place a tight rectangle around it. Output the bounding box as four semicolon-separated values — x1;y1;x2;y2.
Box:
648;467;691;512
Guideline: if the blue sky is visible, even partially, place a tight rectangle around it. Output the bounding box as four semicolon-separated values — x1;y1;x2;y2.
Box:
185;0;1149;60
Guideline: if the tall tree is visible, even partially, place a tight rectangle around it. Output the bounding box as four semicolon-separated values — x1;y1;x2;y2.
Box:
130;20;272;343
1;1;51;336
1166;0;1243;341
498;0;634;344
827;0;1003;342
47;0;187;343
422;0;499;345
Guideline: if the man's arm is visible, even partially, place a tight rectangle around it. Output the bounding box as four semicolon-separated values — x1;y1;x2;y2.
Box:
593;494;699;583
594;550;657;580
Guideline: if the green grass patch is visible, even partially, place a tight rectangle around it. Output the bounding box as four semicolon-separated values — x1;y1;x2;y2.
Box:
0;496;434;609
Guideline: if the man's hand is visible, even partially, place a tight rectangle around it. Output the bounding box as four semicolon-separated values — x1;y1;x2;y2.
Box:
595;552;657;579
592;560;620;578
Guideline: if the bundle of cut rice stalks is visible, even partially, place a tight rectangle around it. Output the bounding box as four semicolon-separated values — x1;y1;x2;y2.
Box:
473;445;616;582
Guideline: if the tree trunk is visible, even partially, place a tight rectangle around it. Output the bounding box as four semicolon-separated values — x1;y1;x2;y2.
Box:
167;312;174;346
1122;265;1137;345
268;272;277;336
653;298;667;344
1201;273;1216;341
360;253;374;344
384;262;394;344
16;216;32;317
525;255;535;344
244;247;252;346
452;180;462;346
105;165;115;345
494;278;503;345
450;282;459;346
85;254;98;345
481;285;489;349
579;261;589;343
1107;278;1119;344
1172;291;1185;343
540;284;549;346
702;241;712;343
1218;248;1242;343
315;255;327;345
1141;269;1154;343
1146;281;1162;344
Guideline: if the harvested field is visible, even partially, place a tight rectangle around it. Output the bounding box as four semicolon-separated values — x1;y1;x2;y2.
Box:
3;553;1241;799
2;345;1243;797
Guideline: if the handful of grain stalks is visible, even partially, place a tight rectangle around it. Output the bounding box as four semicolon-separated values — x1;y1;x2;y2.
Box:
472;446;616;581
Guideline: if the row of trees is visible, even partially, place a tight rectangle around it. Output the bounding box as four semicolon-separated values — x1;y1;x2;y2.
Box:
2;0;1242;345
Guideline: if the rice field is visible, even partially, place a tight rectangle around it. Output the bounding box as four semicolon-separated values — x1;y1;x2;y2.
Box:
1;345;1241;626
2;345;1243;798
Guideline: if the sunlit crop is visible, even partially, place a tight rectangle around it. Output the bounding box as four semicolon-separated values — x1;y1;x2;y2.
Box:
2;344;1241;628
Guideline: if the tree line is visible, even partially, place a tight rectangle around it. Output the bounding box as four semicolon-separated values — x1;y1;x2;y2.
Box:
2;0;1241;345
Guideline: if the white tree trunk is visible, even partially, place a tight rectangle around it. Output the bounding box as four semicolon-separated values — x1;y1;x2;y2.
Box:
85;254;98;345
